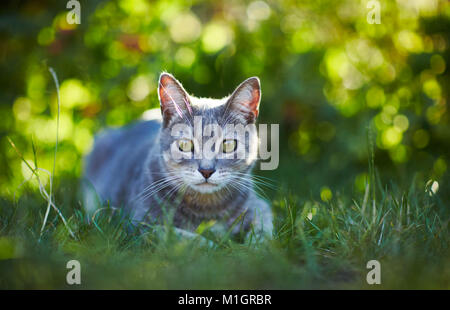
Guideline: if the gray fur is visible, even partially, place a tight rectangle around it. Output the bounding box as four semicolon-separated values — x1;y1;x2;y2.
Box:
82;73;273;239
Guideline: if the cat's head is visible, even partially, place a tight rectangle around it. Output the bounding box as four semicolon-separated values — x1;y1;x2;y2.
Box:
157;73;261;194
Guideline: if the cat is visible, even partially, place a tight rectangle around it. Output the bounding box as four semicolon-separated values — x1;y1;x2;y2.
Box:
82;73;273;240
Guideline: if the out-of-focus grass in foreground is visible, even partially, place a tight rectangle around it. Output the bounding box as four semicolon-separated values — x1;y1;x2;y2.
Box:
0;173;448;289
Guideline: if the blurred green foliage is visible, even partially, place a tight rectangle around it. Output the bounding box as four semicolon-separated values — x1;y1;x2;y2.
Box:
0;0;449;200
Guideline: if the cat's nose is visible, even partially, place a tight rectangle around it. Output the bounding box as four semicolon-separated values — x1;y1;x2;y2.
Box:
199;168;215;179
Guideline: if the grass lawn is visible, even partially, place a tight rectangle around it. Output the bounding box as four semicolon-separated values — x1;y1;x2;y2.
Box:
0;171;448;289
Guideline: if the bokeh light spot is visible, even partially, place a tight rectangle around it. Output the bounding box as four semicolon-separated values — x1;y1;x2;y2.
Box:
430;54;446;74
393;114;409;132
366;86;385;108
170;12;202;44
37;27;54;46
13;97;32;121
381;127;402;149
127;75;153;102
320;187;332;202
423;79;441;100
175;47;196;68
60;79;92;109
202;22;233;54
247;1;271;21
413;129;430;149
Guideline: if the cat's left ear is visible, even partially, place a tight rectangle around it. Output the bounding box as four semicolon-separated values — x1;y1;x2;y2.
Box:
225;77;261;123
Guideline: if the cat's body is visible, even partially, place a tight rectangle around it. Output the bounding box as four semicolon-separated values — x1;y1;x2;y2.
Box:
83;73;273;238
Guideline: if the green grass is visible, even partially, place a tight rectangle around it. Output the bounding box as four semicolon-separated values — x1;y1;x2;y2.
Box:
0;172;448;289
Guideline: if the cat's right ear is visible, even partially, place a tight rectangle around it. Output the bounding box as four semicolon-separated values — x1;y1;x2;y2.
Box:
158;73;192;126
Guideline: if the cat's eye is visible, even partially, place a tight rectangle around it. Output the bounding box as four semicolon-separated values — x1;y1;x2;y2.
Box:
177;139;194;152
222;139;237;153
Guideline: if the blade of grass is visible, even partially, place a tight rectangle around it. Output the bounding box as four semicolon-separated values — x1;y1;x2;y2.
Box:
39;67;61;239
7;136;76;239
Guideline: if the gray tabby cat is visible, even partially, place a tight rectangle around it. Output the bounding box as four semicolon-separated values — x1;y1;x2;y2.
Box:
83;73;273;240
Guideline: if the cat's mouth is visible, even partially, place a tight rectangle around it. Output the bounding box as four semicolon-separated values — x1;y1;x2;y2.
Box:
190;181;220;194
196;181;218;186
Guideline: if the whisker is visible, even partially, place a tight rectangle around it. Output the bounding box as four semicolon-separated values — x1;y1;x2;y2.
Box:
135;176;177;198
233;173;276;189
137;178;181;202
231;176;270;200
234;172;277;183
133;175;181;202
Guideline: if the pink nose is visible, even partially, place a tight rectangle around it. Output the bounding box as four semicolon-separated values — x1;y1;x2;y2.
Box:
199;168;215;179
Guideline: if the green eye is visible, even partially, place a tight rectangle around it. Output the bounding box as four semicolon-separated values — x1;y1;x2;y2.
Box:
178;139;194;152
222;139;237;153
